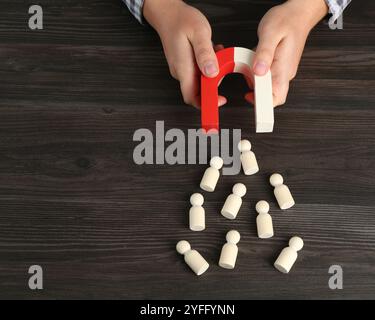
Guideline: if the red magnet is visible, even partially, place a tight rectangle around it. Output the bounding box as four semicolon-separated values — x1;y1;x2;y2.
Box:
201;47;274;133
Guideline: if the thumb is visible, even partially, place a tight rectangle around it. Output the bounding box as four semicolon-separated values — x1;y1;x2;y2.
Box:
253;32;280;76
190;30;219;78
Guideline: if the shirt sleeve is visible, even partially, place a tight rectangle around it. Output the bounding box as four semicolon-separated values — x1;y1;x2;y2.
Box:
325;0;352;23
122;0;145;24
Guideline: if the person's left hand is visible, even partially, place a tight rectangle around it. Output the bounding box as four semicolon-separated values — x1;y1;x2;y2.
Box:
247;0;328;107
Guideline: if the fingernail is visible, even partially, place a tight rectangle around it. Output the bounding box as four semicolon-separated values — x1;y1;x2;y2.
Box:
204;62;218;77
253;61;268;75
218;97;227;107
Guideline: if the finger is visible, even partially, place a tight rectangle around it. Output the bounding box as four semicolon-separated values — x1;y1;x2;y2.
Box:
179;70;200;109
244;92;254;105
175;51;201;108
167;38;200;108
179;59;225;109
218;95;227;107
244;75;254;90
253;29;282;76
276;36;304;81
184;93;226;109
214;43;224;52
270;38;300;107
270;59;290;107
272;80;289;107
190;29;219;78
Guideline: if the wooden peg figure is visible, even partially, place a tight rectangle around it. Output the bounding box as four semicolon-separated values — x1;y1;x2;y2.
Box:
221;183;247;220
270;173;295;210
189;193;205;231
219;230;240;269
200;156;223;192
274;236;304;273
255;200;274;239
238;139;259;175
176;240;209;276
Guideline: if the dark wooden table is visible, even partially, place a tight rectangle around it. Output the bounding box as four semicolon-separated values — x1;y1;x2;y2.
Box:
0;0;374;299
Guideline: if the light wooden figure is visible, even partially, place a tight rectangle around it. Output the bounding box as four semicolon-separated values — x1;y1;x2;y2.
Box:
176;240;209;276
200;156;223;192
270;173;295;210
238;139;259;175
274;236;304;274
189;193;205;231
221;183;247;220
255;200;274;239
219;230;240;269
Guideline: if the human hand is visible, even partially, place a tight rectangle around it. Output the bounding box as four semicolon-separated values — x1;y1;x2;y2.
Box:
249;0;328;107
143;0;226;108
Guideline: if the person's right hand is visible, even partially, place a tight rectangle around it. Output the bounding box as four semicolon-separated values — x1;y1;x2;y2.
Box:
143;0;226;108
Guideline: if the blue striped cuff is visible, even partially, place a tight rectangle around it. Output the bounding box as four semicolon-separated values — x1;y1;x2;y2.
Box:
325;0;352;23
123;0;145;24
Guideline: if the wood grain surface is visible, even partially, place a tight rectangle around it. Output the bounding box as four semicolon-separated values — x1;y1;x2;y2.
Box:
0;0;374;299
